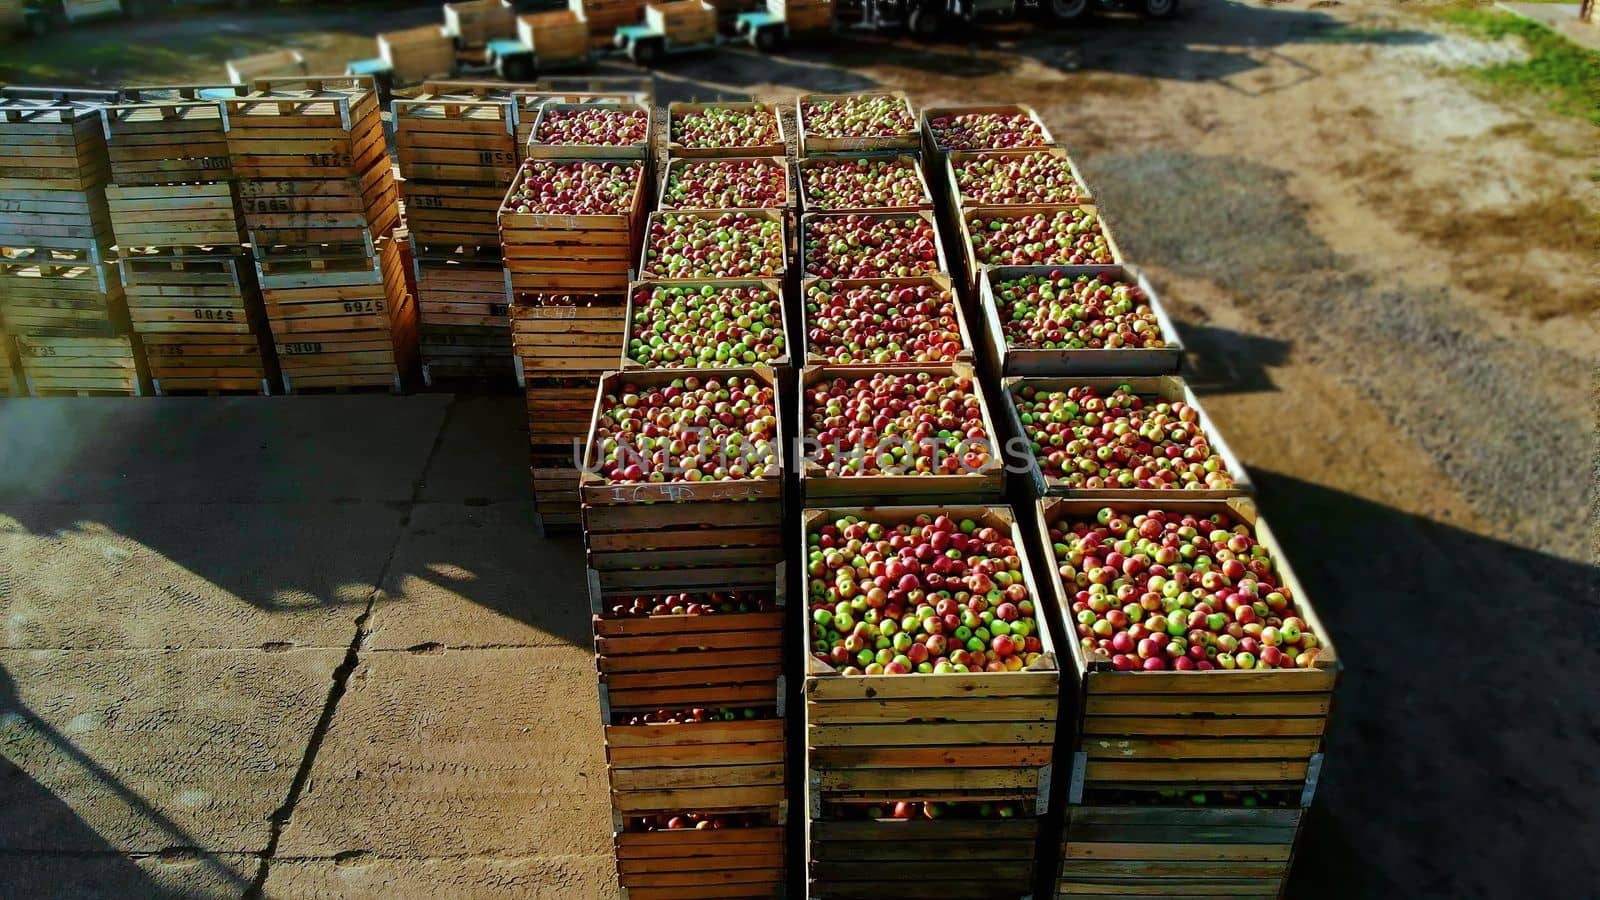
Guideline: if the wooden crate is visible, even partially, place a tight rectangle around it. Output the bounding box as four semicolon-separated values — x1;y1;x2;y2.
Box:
768;0;833;32
0;246;125;336
0;328;17;395
533;76;654;105
808;808;1040;900
101;96;237;186
802;504;1059;802
0;99;110;194
800;210;947;281
106;182;244;250
621;279;791;371
224;50;308;86
613;820;786;899
518;11;591;65
524;101;652;161
799;274;975;368
498;157;648;295
1057;804;1303;899
378;25;457;82
401;182;506;248
525;378;602;462
532;460;584;528
977;265;1182;379
144;332;274;396
270;236;418;392
645;0;717;44
1034;496;1339;797
1001;375;1252;501
414;249;514;383
0;186;113;253
17;333;149;396
957;204;1125;297
238;175;401;250
799;362;1004;505
512;90;642;153
444;0;516;45
119;249;258;336
639;209;788;282
796;92;919;157
580;365;785;594
420;323;514;384
658;156;792;211
606;714;787;815
393;96;518;184
797;154;933;215
920;104;1055;172
569;0;646;45
666;102;786;159
511;294;626;379
943;148;1091;216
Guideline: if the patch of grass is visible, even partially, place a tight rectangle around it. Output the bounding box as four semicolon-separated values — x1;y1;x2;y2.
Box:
1433;7;1600;125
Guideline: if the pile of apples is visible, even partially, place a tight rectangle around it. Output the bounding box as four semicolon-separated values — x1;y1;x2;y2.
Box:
591;375;778;483
533;106;649;147
804;214;941;279
804;280;965;365
807;372;993;477
801;95;915;139
1052;507;1322;671
502;160;639;215
616;706;769;726
645;212;785;279
807;513;1046;676
801;156;927;211
627;283;786;367
928;111;1050;150
954;152;1087;205
1010;384;1235;491
605;590;777;617
661;158;788;210
994;270;1168;351
967;208;1113;267
671;105;781;149
630;812;769;831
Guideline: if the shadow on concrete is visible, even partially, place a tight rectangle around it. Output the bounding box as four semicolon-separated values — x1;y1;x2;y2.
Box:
1249;470;1600;898
1170;320;1289;396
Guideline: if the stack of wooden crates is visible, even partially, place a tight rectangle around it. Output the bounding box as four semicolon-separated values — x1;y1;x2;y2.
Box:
102;84;278;395
226;76;414;393
0;87;149;396
393;82;521;385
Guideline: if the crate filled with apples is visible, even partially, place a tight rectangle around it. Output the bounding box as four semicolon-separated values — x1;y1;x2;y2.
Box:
604;701;787;816
801;211;947;281
622;280;793;371
944;148;1092;212
801;506;1060;805
639;210;788;282
1003;376;1252;500
523;101;652;160
920;103;1055;170
658;156;793;211
797;91;919;156
1057;792;1305;900
810;799;1040;900
613;810;786;897
1033;496;1339;796
958;204;1122;294
580;367;786;594
666;101;787;158
799;364;1004;505
978;266;1183;378
801;275;974;367
796;154;933;214
497;158;648;295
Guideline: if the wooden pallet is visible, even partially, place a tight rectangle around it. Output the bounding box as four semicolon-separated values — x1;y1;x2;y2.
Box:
920;103;1056;172
799;362;1004;505
799;274;974;368
802;504;1059;802
809;810;1040;900
621;278;791;371
580;366;785;594
17;333;149;396
101;91;244;186
1001;375;1252;501
1034;496;1339;798
658;156;793;211
796;92;919;157
378;25;457;83
443;0;517;45
524;101;652;161
0;246;126;335
797;153;933;214
977;265;1182;380
956;203;1124;297
510;293;626;378
0;186;112;253
665;102;786;160
393;96;518;185
498;157;647;295
613;820;785;900
518;10;591;66
0;100;110;193
106;182;244;250
1056;803;1304;900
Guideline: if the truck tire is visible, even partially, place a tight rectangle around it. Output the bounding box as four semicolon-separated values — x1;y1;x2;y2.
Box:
1049;0;1089;20
628;37;664;66
1139;0;1177;16
908;5;942;38
752;25;783;51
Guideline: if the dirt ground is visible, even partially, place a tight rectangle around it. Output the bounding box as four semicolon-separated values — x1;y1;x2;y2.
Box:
1;1;1596;898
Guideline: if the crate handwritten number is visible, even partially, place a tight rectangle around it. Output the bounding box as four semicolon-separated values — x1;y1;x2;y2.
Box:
343;300;385;314
193;309;238;322
283;342;324;354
